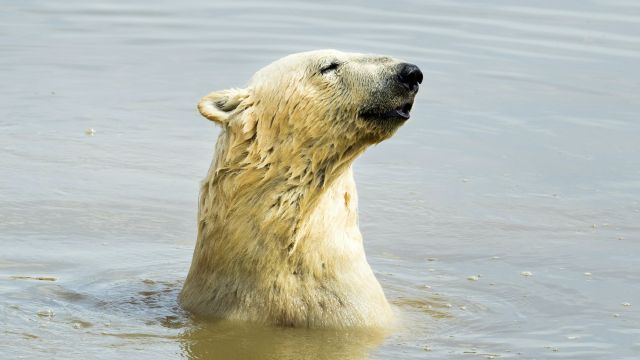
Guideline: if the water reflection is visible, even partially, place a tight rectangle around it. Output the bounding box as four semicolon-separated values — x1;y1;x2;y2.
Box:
179;320;385;360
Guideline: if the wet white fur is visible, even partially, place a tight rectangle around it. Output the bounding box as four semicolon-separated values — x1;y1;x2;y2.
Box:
180;50;410;328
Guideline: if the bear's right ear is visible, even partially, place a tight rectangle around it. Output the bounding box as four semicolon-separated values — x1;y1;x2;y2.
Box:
197;88;250;125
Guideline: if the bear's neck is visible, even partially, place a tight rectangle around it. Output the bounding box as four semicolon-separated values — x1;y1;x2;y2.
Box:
181;134;392;324
192;137;368;266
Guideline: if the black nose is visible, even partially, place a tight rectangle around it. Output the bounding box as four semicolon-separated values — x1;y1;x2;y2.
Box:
397;63;423;92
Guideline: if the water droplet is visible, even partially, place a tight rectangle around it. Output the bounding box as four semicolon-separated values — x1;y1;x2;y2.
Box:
71;320;92;329
37;309;55;318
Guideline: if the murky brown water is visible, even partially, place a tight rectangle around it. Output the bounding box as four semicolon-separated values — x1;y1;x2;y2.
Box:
2;0;640;358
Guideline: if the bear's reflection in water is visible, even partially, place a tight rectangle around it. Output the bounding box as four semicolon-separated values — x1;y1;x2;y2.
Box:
179;319;385;360
129;279;383;359
124;279;386;359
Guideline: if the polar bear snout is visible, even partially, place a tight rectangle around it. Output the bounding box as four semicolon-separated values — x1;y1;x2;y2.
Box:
397;63;423;93
357;62;422;128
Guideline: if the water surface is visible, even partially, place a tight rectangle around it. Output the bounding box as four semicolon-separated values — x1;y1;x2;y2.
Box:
1;0;639;358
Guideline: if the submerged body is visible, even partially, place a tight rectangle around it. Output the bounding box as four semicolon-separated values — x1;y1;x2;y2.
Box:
180;50;422;328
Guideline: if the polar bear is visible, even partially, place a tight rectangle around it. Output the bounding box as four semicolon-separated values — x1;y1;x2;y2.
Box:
180;50;422;328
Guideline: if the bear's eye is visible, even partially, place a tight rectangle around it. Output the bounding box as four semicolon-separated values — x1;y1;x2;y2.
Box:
320;62;340;75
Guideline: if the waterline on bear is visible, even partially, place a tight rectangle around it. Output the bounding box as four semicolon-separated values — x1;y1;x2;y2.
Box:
180;49;422;329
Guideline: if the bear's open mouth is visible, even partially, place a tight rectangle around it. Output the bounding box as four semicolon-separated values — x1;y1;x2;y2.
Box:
395;102;413;119
361;101;413;122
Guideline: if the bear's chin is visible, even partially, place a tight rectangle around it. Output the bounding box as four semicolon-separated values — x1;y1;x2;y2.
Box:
360;100;413;121
361;101;413;120
358;101;413;139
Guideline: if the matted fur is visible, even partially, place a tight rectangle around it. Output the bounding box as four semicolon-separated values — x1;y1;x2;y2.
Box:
180;50;419;328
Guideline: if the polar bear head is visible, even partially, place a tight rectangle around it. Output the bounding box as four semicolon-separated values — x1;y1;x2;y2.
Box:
197;49;422;149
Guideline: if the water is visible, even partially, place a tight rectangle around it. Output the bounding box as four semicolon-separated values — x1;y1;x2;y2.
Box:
1;0;639;358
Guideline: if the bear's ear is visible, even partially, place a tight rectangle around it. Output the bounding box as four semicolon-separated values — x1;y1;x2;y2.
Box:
197;88;250;125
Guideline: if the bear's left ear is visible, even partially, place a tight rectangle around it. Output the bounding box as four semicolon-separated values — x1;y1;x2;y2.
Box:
197;88;250;125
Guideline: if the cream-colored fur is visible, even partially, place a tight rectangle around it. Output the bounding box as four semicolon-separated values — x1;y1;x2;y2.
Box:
180;50;419;328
